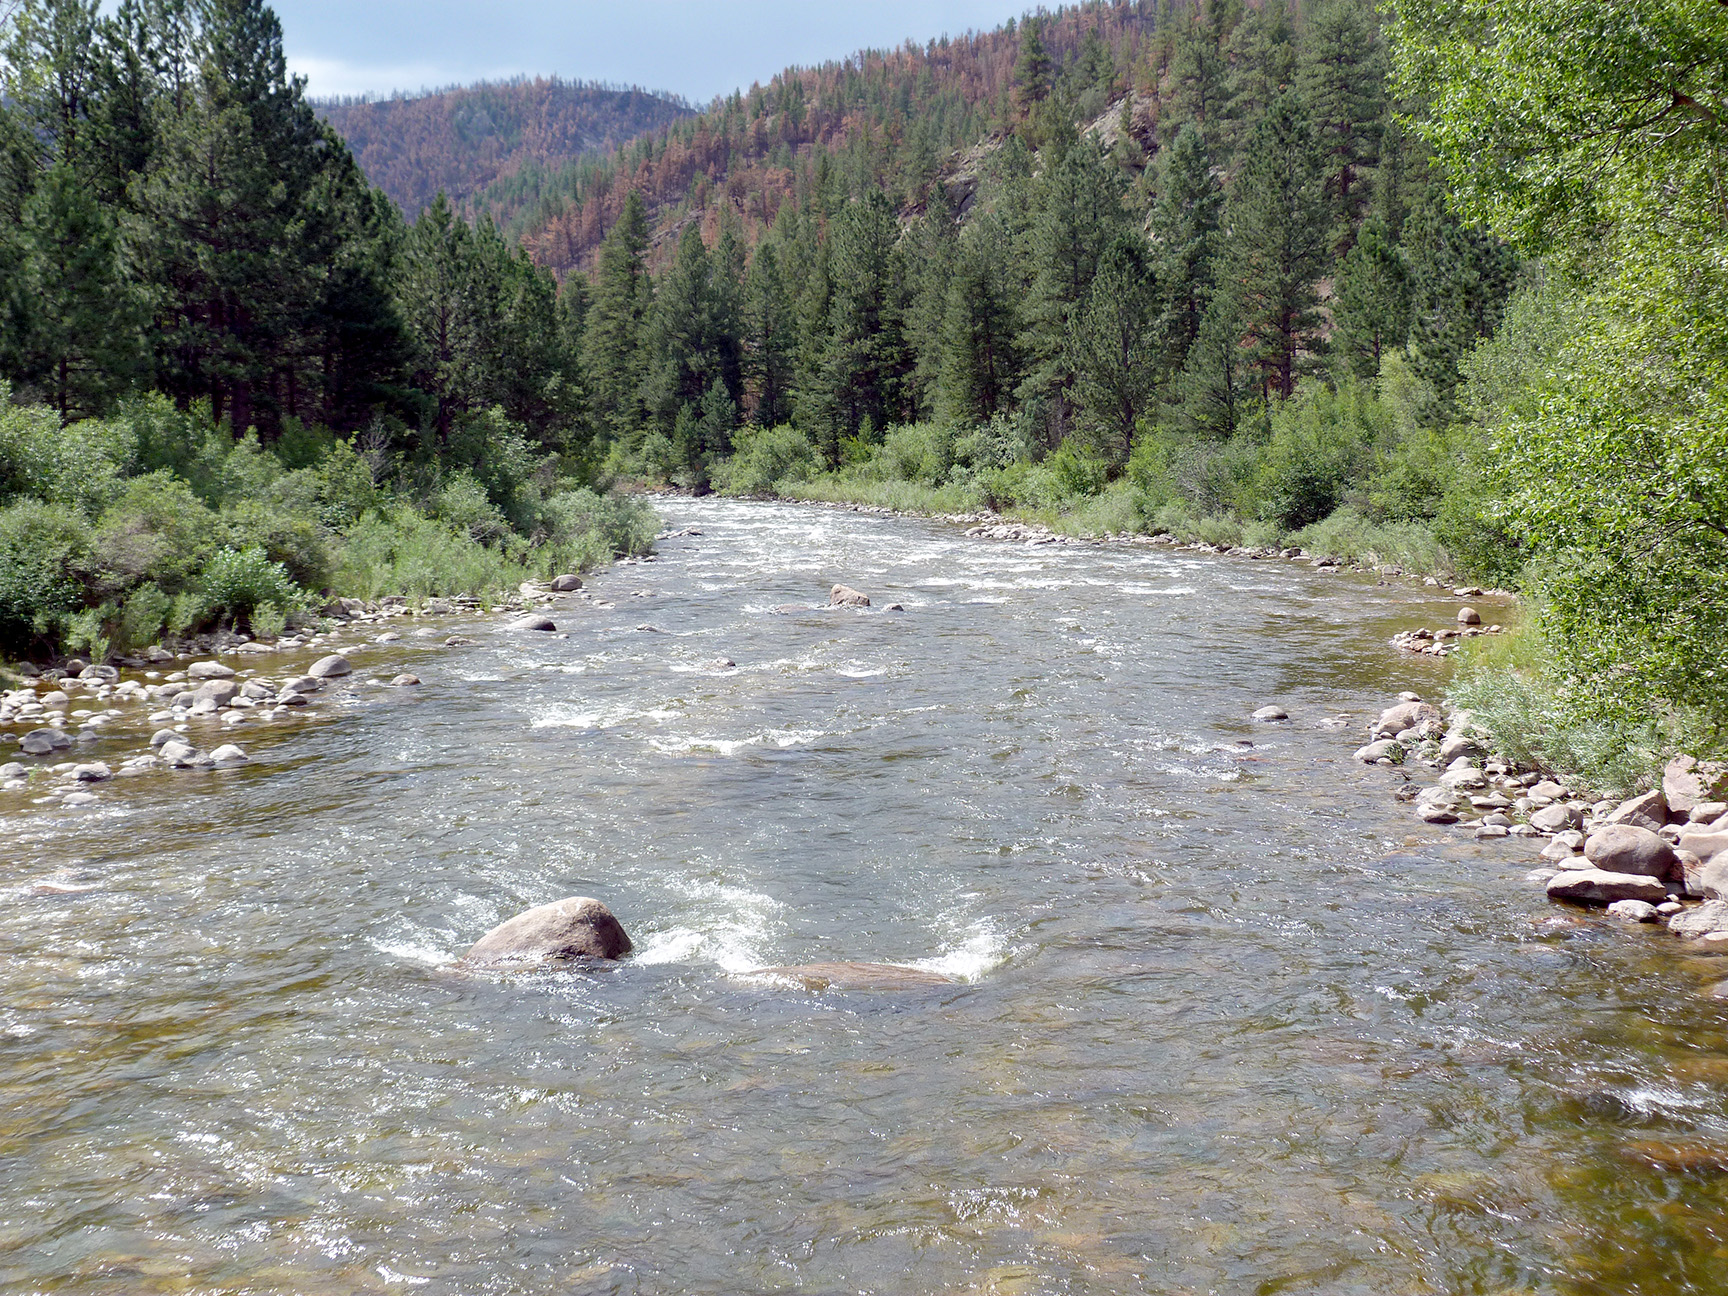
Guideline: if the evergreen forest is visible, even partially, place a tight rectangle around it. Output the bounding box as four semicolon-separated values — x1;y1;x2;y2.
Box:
0;0;1722;778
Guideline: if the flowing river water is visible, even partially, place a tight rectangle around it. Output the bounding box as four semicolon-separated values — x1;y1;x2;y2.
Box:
4;497;1728;1295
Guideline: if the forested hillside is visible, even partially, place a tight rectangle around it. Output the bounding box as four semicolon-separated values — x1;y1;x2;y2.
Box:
316;79;694;220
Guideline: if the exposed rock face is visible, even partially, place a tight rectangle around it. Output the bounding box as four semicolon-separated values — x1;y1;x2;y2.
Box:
463;897;633;967
187;661;236;680
309;655;352;678
829;584;872;608
550;574;583;592
752;962;956;990
1546;870;1668;906
1584;824;1680;880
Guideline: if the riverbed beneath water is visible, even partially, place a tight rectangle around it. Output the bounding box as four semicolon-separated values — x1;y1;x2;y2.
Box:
3;497;1727;1295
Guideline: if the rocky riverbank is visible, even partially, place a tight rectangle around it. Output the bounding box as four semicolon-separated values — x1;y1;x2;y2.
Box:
1353;686;1728;979
0;560;660;813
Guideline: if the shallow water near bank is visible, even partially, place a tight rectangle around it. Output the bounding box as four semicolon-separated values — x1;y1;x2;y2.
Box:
4;497;1727;1295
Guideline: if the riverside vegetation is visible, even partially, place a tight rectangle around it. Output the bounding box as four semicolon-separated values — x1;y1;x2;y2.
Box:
1;0;1724;794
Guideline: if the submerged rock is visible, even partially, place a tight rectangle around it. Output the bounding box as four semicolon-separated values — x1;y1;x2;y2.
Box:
19;729;71;755
752;962;956;991
829;584;871;608
463;897;633;967
1607;899;1661;923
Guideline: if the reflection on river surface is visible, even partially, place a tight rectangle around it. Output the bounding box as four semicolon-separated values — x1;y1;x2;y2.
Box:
3;498;1726;1295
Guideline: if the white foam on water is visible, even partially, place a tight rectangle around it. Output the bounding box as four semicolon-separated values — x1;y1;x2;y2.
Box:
836;666;887;679
372;938;458;967
649;727;825;756
633;879;783;973
902;921;1009;983
531;702;667;731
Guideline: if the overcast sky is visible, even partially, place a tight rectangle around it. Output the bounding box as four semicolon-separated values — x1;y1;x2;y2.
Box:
272;0;1028;103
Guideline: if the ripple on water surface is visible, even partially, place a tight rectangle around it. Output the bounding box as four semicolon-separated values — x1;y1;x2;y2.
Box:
3;497;1728;1295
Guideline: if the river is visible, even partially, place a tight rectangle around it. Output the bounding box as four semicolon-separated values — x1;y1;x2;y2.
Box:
3;497;1726;1295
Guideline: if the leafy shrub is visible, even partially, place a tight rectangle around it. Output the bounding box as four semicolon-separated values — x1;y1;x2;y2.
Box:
117;582;171;652
249;602;289;640
1251;384;1382;529
0;394;131;515
200;546;304;626
91;472;219;595
0;499;93;650
713;425;817;495
542;488;659;557
431;472;511;542
873;423;954;486
446;407;551;530
221;499;332;590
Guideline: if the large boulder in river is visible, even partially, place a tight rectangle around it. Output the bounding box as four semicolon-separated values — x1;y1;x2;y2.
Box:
511;616;557;632
308;654;352;679
187;660;236;680
1584;824;1680;880
830;584;871;608
463;897;632;967
549;574;583;592
193;679;241;706
1546;870;1668;906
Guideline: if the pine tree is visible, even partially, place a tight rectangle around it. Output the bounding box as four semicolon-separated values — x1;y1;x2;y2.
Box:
1013;18;1052;116
643;222;718;433
1220;0;1295;158
804;191;908;461
1296;0;1387;251
131;0;328;434
742;237;794;427
1066;235;1161;467
1017;134;1128;408
1162;2;1232;145
934;214;1022;428
9;160;145;417
1172;287;1249;440
582;188;651;446
1330;212;1408;379
1401;181;1517;423
396;193;477;443
1151;122;1222;373
1225;91;1328;400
